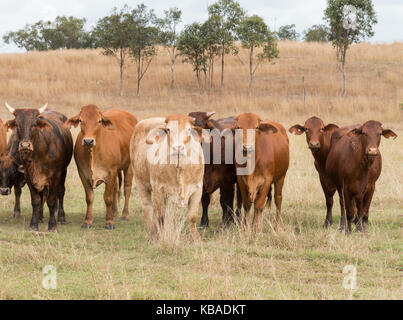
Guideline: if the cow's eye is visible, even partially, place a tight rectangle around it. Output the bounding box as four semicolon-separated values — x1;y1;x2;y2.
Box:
98;120;102;124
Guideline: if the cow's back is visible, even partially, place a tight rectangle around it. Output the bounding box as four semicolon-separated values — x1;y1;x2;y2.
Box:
258;120;289;180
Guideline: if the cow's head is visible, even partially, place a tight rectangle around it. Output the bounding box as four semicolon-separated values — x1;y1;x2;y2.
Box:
64;104;114;148
188;112;216;129
4;103;50;159
232;113;277;155
0;156;23;195
289;117;339;153
349;120;397;158
146;114;203;162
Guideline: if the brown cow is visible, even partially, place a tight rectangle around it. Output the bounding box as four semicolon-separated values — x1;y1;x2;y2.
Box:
289;117;340;227
232;113;289;232
326;120;397;233
188;111;242;228
65;105;137;230
4;103;73;232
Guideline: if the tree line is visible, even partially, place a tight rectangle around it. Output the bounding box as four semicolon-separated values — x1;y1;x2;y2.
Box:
2;0;377;97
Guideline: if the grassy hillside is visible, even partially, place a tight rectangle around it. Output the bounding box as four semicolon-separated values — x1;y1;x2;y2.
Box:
0;42;401;299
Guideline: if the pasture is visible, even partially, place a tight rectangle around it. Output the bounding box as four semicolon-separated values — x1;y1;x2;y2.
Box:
0;41;402;299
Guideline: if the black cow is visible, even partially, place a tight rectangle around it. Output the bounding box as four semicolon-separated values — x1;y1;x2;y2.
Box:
4;103;73;232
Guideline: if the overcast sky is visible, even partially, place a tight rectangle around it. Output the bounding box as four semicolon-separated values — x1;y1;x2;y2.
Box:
0;0;402;52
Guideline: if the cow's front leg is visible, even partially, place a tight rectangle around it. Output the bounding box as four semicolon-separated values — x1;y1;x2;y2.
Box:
104;172;117;230
188;188;202;242
29;188;42;232
13;185;22;218
200;191;211;228
46;187;58;232
253;184;271;233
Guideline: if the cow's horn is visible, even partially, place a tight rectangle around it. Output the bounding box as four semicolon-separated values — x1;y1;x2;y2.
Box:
38;103;48;114
207;112;216;118
5;102;15;114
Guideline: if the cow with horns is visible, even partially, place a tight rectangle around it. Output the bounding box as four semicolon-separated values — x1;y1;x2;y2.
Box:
4;103;73;232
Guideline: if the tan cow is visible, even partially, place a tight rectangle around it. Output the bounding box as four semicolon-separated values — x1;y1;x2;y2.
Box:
65;104;137;230
130;115;204;242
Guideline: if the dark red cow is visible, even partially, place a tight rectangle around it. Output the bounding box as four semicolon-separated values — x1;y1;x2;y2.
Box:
326;120;397;233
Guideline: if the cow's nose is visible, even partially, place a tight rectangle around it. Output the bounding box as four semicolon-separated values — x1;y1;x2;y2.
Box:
173;145;185;154
83;138;95;147
0;187;11;196
19;141;33;151
366;147;379;156
309;141;320;150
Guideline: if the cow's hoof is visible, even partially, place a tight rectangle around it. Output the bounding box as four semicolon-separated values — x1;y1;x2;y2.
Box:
105;224;115;230
13;212;21;219
121;216;129;221
81;223;92;229
58;219;66;225
29;225;39;232
48;227;58;233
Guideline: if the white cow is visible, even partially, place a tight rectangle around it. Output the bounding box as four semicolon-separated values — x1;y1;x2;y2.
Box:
130;114;205;242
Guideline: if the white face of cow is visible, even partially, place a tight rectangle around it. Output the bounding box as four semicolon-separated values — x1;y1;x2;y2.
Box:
146;115;203;166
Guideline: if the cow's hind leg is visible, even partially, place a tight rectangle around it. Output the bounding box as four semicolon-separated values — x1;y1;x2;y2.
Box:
121;166;133;220
13;185;22;218
273;176;286;230
57;169;67;224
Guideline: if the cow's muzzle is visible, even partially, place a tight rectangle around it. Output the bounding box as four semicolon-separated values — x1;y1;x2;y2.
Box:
366;147;379;157
0;187;11;196
83;138;96;148
309;141;320;151
19;141;34;152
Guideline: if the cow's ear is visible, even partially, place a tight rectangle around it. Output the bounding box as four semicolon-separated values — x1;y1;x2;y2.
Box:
102;117;115;130
35;118;51;131
258;122;278;134
18;165;24;174
289;124;305;135
324;123;339;132
64;115;80;129
4;120;16;131
382;129;397;140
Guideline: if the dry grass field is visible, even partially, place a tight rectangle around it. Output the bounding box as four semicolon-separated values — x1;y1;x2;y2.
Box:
0;41;402;299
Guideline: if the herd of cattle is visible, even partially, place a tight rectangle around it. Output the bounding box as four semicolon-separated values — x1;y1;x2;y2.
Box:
0;103;397;240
